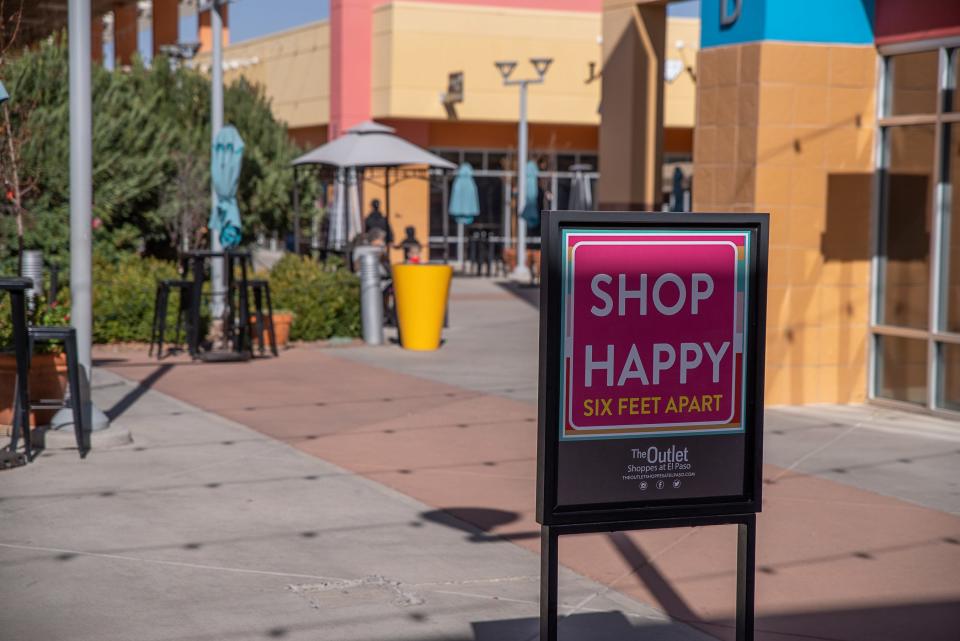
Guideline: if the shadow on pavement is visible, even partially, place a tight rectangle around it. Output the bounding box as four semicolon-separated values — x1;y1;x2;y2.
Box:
495;281;540;309
421;509;960;641
470;600;960;641
105;363;173;421
421;508;539;543
174;600;960;641
470;610;679;641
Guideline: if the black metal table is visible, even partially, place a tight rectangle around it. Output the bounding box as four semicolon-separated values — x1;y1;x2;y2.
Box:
1;277;33;466
182;249;253;361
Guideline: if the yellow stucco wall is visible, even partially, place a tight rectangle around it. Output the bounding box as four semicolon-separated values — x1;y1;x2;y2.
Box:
693;41;877;406
198;21;331;130
202;4;697;131
663;18;699;129
372;1;603;125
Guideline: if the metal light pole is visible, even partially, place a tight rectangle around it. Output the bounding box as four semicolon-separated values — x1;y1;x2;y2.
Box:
67;0;108;431
495;57;552;281
210;0;225;318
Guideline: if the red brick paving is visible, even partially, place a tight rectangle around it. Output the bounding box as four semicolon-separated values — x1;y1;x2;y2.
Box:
99;345;960;641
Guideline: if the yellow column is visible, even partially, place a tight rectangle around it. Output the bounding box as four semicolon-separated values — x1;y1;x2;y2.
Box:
598;0;666;210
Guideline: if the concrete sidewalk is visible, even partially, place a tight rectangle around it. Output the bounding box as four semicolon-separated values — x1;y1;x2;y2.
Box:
86;276;960;641
0;368;709;641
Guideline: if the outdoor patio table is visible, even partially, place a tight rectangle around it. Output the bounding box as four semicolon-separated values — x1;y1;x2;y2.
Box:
0;277;33;465
182;250;253;360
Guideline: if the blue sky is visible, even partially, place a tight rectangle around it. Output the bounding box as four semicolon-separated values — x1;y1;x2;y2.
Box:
177;0;330;47
225;0;697;42
122;0;699;63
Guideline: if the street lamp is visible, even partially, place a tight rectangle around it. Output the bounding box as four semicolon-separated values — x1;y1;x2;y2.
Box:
206;0;226;321
496;57;552;281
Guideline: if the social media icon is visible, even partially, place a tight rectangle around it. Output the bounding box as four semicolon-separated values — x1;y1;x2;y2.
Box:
639;481;648;490
672;479;681;489
656;480;665;490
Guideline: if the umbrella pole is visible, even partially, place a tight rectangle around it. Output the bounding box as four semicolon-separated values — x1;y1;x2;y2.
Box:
292;165;301;255
442;173;449;263
385;167;391;248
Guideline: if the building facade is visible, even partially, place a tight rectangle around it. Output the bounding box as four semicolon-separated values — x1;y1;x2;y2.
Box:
673;0;959;412
202;0;699;259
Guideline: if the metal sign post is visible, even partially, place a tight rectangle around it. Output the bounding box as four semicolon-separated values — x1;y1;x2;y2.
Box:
535;211;769;641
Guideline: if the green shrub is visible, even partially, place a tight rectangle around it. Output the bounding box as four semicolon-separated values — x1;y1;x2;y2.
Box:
0;290;71;353
91;255;180;343
268;255;360;340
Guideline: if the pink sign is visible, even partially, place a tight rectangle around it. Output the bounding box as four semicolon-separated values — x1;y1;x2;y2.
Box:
561;230;749;439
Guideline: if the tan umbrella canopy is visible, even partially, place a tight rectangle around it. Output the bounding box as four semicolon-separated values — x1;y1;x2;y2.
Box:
291;121;455;253
293;121;455;169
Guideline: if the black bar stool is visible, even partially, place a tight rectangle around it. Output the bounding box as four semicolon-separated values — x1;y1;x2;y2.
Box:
1;277;32;467
149;279;193;359
27;326;90;457
246;279;278;356
183;249;253;360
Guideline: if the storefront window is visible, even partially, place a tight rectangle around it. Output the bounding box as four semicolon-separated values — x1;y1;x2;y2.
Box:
886;50;939;116
950;49;959;112
464;152;484;170
946;125;960;333
877;335;928;405
874;42;960;416
939;343;960;411
487;152;508;171
878;125;934;329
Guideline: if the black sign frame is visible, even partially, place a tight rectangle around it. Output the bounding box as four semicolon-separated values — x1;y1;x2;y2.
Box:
536;211;769;527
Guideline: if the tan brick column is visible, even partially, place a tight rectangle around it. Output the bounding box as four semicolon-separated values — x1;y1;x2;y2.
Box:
114;2;138;67
597;0;666;210
694;42;877;404
152;0;179;56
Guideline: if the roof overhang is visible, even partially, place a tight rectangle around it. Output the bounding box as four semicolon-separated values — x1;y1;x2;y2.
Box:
2;0;138;46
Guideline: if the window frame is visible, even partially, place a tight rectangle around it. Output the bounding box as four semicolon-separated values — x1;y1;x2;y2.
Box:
871;37;960;417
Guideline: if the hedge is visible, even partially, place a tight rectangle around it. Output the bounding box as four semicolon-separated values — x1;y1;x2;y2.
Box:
1;253;360;348
267;254;361;341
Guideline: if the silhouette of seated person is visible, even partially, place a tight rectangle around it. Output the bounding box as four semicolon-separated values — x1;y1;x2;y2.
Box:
364;199;393;245
396;225;423;264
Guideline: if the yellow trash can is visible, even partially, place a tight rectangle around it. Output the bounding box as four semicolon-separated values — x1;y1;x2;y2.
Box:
392;263;453;351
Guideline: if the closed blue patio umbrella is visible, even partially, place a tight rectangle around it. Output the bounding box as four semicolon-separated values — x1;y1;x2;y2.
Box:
521;160;540;228
449;162;480;266
449;162;479;225
210;125;245;248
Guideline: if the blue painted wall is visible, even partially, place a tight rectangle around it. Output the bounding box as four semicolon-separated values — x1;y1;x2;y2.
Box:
701;0;875;48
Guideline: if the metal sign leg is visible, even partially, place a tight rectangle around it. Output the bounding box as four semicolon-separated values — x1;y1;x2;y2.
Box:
538;515;756;641
540;525;559;641
736;514;756;641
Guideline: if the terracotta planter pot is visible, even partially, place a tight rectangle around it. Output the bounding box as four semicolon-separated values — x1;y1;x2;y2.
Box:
272;313;293;347
0;352;68;430
249;312;293;348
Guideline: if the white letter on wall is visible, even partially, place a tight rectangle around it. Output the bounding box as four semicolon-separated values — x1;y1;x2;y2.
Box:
679;342;703;384
585;345;615;387
590;274;613;317
691;273;714;315
703;341;730;383
618;274;647;317
653;273;686;316
652;343;676;384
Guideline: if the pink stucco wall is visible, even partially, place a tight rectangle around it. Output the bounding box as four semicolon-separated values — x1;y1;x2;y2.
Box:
330;0;373;139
